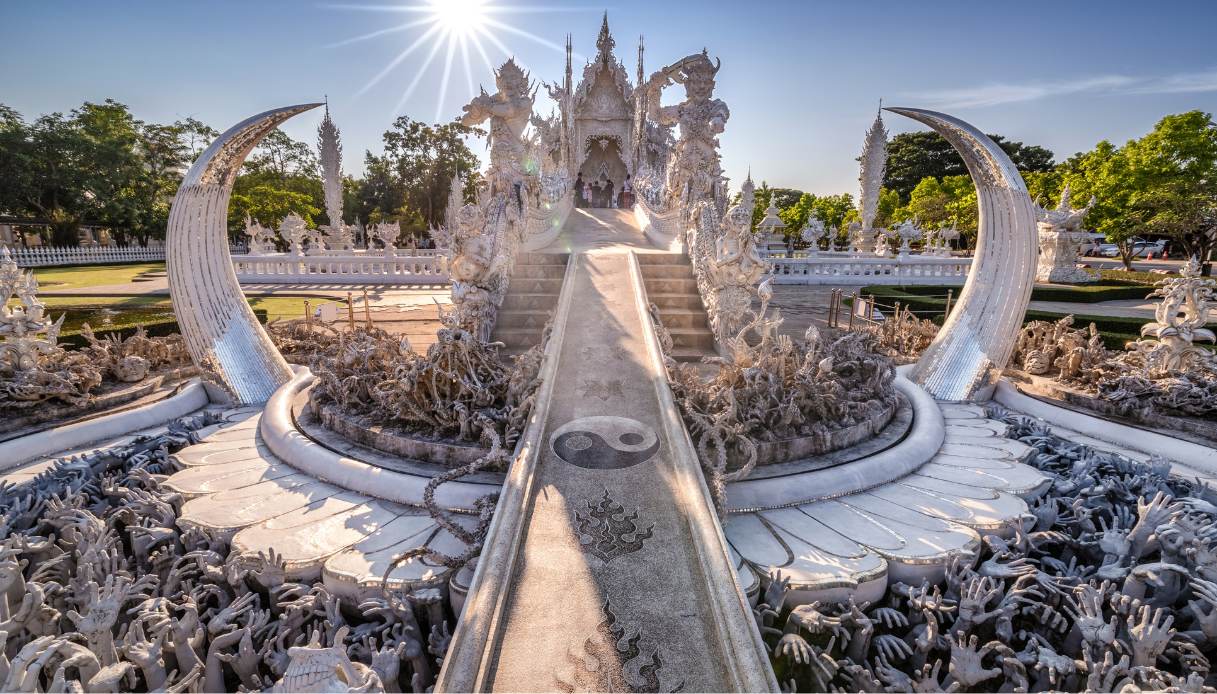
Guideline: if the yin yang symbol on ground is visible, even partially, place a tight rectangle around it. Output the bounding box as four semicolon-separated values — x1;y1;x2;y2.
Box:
550;416;661;470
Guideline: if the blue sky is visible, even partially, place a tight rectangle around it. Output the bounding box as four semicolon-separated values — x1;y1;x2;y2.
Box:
2;1;1216;195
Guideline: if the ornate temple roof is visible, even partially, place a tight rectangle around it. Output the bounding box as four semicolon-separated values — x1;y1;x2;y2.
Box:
571;13;633;115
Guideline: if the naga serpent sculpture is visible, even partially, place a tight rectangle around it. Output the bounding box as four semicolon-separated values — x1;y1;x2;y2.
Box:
166;104;322;404
885;108;1039;402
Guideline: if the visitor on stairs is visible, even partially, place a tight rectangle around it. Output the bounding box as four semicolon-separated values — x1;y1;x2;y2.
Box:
620;174;634;208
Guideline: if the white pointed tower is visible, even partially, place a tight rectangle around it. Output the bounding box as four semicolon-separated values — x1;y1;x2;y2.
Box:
857;106;888;254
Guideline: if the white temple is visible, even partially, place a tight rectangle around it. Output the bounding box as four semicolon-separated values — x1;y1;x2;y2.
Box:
542;14;687;201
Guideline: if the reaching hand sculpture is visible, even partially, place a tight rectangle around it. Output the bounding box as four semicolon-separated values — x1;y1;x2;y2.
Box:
738;402;1217;692
1010;258;1217;417
0;410;484;693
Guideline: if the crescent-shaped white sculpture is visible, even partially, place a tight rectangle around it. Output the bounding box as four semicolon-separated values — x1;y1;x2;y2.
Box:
884;108;1038;402
166;103;322;404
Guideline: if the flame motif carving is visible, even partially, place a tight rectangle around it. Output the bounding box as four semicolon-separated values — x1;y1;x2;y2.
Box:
574;488;655;562
556;600;682;693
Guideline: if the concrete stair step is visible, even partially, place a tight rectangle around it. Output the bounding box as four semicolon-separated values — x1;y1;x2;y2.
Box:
511;264;568;279
635;253;689;266
508;277;563;294
496;309;552;329
639;264;696;279
670;347;715;363
490;326;544;348
655;308;709;330
515;252;568;266
668;327;716;349
645;278;699;294
649;293;705;310
500;293;559;311
498;345;535;360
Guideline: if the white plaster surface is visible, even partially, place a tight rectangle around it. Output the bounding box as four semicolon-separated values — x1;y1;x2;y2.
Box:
994;379;1217;479
0;380;209;472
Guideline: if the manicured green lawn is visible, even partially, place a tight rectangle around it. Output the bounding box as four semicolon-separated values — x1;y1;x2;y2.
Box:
31;262;165;290
856;284;1216;351
247;296;337;322
8;294;334;336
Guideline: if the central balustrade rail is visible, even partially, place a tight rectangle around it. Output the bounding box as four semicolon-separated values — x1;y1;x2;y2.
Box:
766;254;972;285
231;251;449;284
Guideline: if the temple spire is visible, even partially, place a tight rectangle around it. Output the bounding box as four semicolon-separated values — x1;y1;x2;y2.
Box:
317;104;344;236
858;108;888;231
596;11;614;63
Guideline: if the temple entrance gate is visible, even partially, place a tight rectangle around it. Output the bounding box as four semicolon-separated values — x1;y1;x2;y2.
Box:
577;135;628;207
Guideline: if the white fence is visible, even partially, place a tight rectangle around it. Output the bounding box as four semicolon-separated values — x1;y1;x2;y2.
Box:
6;244;167;267
767;254;973;285
231;251;449;284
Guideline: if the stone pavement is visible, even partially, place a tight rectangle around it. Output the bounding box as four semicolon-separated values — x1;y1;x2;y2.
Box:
441;210;773;691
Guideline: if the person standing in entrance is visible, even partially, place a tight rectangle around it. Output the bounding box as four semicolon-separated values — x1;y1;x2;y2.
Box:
584;179;594;208
575;173;585;208
620;175;634;208
604;178;615;208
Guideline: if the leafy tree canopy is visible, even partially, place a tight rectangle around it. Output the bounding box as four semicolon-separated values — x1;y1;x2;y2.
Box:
884;131;1054;199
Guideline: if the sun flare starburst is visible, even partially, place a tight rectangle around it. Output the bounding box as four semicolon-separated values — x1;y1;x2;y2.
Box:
431;0;487;37
328;1;591;122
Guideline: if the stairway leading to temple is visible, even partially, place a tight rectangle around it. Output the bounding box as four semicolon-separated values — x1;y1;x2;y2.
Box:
490;252;568;358
439;211;774;692
637;253;717;362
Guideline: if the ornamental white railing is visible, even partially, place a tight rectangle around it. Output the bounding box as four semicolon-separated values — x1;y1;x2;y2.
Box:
758;247;965;260
231;252;449;284
634;197;684;252
767;254;973;285
6;244;167;267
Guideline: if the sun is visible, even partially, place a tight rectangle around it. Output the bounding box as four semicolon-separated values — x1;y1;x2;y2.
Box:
328;1;590;122
430;0;487;37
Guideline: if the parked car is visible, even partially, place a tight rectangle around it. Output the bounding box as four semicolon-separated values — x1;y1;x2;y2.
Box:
1078;232;1106;256
1097;237;1167;258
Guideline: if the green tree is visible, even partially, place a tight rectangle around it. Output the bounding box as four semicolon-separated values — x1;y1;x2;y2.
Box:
228;128;325;241
904;177;949;227
0;105;34;220
1122;111;1217;271
356;117;482;231
1055;141;1137;267
229;186;320;234
874;187;900;229
175;117;218;160
775;192;853;241
884;131;1054;199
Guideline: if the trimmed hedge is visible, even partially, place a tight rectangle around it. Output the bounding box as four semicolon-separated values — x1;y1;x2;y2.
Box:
855;286;1212;351
886;282;1153;304
56;308;270;349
